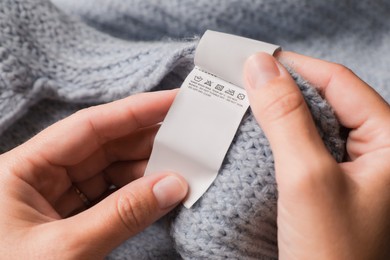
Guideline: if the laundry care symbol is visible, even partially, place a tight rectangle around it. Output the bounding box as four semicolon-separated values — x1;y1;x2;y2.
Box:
225;89;235;96
194;75;203;82
204;80;212;86
215;84;224;91
237;93;245;100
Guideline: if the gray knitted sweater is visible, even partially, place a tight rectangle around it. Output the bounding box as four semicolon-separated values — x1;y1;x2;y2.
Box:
1;0;389;259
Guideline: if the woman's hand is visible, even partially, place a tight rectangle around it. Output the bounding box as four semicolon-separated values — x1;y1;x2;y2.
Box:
0;90;188;259
244;52;390;259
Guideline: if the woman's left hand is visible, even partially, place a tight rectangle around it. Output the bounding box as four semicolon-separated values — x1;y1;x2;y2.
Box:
0;90;188;259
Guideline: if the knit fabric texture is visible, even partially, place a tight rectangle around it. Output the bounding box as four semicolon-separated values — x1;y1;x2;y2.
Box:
1;0;389;259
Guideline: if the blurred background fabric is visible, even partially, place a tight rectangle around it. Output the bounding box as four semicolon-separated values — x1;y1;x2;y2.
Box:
0;0;389;259
2;0;389;152
51;0;390;96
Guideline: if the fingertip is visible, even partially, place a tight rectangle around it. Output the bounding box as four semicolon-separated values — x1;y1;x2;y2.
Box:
242;52;331;168
152;173;188;209
244;52;280;92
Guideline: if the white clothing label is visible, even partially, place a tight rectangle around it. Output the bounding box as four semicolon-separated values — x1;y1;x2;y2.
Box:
145;30;280;208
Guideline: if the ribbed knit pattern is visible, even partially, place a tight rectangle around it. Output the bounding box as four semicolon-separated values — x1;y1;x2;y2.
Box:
51;0;390;98
0;0;388;259
168;71;344;260
107;70;345;260
0;0;196;140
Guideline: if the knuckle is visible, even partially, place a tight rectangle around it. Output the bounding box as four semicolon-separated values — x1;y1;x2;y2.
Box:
282;158;338;194
71;108;93;128
74;106;108;145
331;63;355;79
73;106;93;118
261;87;305;122
116;191;152;234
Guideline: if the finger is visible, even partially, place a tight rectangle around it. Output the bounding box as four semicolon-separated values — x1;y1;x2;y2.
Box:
58;173;188;257
54;185;88;217
104;160;147;187
277;51;390;157
107;125;159;161
67;125;159;182
243;53;336;182
2;152;74;208
55;160;147;216
10;102;166;203
277;51;390;129
26;90;177;166
73;160;148;202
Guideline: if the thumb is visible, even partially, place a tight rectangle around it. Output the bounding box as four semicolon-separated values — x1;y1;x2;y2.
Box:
243;52;334;182
60;173;188;257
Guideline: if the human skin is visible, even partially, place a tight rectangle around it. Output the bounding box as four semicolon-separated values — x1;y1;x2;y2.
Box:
0;90;188;259
244;52;390;259
1;51;390;260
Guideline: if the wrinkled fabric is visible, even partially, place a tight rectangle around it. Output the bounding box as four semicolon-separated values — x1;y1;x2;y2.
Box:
0;0;388;259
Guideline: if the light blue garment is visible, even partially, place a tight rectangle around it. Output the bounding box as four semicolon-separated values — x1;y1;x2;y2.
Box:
0;0;388;259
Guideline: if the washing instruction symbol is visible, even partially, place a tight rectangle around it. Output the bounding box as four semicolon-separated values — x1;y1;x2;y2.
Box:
215;84;224;91
194;76;203;82
204;80;212;86
237;93;245;100
225;89;235;96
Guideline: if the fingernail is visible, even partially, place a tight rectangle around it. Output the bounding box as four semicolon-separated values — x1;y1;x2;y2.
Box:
244;52;280;89
153;175;188;209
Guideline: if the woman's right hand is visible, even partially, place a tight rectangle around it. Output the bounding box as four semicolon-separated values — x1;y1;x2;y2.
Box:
244;51;390;259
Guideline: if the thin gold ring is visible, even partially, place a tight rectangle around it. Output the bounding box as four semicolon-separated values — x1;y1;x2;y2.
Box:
72;185;91;207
